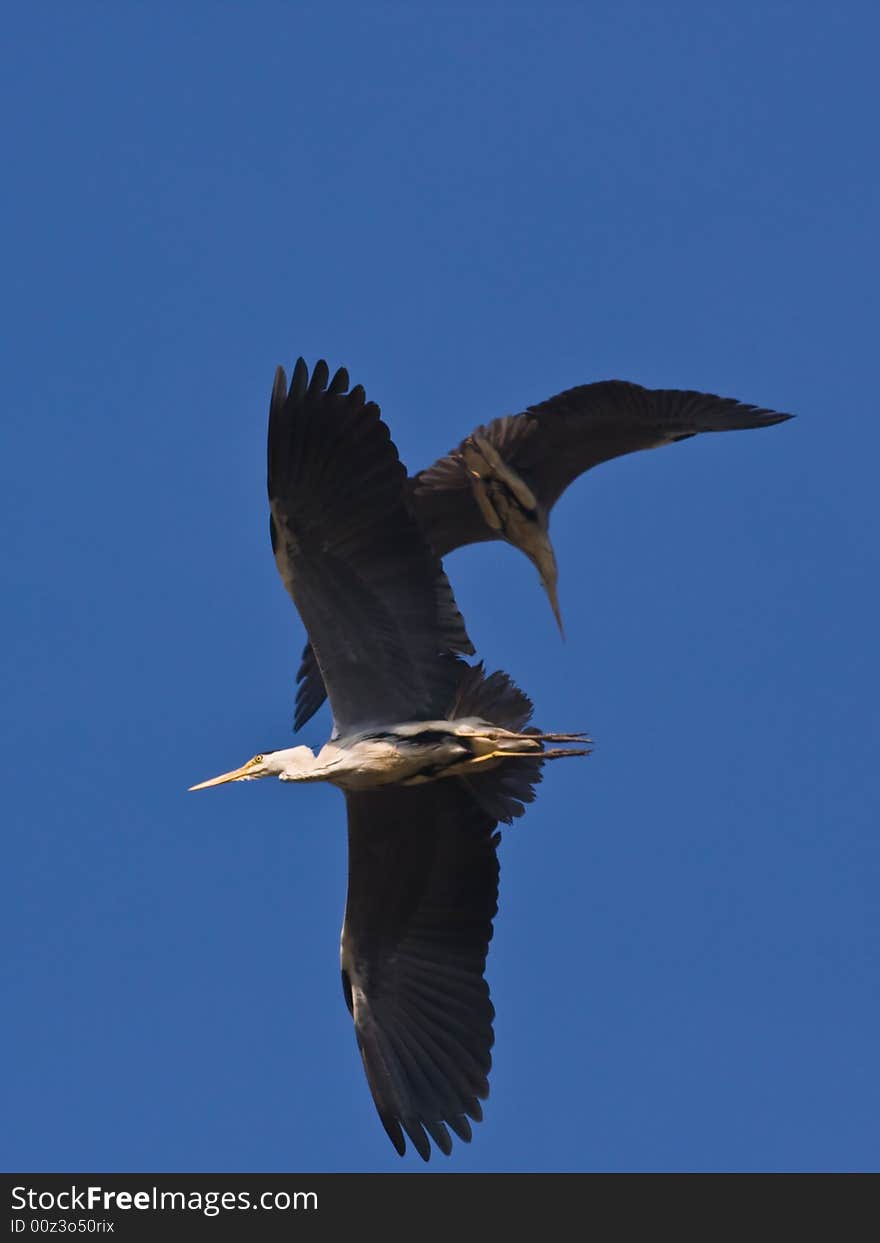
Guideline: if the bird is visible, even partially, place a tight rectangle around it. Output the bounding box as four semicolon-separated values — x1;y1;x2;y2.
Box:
189;358;589;1160
292;376;794;732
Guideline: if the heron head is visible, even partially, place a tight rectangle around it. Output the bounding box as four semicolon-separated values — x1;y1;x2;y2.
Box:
188;746;316;791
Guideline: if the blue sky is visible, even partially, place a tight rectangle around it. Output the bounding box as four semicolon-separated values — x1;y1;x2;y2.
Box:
2;2;877;1172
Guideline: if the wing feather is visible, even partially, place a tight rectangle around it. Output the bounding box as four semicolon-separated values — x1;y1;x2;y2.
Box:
292;641;326;734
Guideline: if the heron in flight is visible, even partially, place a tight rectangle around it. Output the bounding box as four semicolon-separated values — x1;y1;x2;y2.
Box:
292;376;794;731
190;359;588;1160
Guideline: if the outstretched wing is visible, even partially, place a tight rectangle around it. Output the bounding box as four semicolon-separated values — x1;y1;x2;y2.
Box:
268;359;473;735
341;781;497;1162
411;380;794;553
340;666;546;1161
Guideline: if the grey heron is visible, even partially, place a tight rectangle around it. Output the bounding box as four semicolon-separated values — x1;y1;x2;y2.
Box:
190;358;588;1160
293;376;794;730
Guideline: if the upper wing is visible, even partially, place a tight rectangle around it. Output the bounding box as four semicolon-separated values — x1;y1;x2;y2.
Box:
268;359;473;735
411;380;794;550
341;779;499;1162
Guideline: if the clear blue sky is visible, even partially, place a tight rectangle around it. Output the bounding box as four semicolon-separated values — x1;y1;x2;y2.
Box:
2;2;877;1173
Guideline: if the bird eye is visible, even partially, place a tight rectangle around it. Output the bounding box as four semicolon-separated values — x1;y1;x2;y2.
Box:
252;754;264;764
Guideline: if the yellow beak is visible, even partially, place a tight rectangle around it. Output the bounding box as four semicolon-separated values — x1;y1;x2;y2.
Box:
543;574;566;640
188;763;252;792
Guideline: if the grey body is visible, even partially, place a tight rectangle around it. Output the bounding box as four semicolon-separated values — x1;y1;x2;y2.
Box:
304;717;585;790
193;718;583;793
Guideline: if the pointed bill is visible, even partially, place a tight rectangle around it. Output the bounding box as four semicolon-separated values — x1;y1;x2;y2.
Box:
188;763;253;791
533;538;565;639
519;524;565;639
543;573;565;640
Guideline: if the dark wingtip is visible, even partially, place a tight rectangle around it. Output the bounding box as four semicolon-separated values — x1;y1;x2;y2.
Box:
308;359;330;395
753;409;796;427
381;1114;407;1158
381;1113;469;1160
425;1120;453;1156
272;365;287;404
328;365;350;395
402;1119;432;1162
289;357;309;401
716;404;796;431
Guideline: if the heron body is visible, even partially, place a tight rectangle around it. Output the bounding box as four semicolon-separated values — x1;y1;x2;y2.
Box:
190;718;587;793
191;358;588;1160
